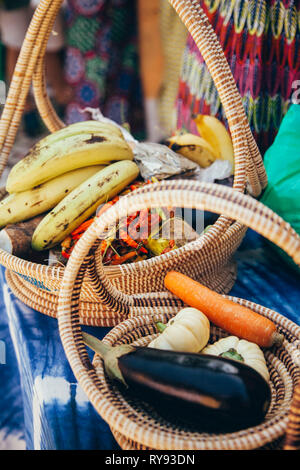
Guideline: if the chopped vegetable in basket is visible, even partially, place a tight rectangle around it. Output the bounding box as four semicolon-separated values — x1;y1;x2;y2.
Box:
59;178;200;265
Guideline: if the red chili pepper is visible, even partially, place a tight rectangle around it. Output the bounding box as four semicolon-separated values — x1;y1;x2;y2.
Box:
71;218;95;237
100;240;107;255
139;209;148;225
147;212;160;234
138;245;148;254
119;228;148;254
128;219;140;240
137;209;150;239
97;196;119;217
71;233;84;241
61;248;72;259
119;228;139;248
110;251;137;265
161;239;176;254
61;250;69;259
126;212;139;225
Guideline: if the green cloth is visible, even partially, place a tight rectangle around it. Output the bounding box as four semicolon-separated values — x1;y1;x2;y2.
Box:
260;104;300;271
1;0;30;10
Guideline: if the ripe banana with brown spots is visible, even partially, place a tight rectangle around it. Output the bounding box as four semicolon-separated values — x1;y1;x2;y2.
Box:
0;166;104;228
6;121;134;193
31;120;124;152
166;133;218;168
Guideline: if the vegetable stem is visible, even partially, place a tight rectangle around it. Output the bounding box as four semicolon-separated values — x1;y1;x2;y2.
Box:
82;331;112;358
156;322;168;333
220;348;244;362
272;332;285;346
82;331;135;386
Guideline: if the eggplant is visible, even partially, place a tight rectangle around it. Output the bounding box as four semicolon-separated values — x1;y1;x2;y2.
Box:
83;332;271;432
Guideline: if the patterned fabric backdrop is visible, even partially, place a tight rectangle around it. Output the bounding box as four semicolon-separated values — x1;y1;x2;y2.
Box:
64;0;145;139
176;0;300;155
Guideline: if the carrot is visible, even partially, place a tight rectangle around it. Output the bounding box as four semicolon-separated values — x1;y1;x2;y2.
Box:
164;271;284;348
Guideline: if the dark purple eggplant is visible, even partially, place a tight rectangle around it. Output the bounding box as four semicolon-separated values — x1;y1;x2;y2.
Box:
83;332;271;432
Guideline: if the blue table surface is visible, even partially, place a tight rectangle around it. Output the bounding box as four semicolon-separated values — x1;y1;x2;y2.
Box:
0;229;299;450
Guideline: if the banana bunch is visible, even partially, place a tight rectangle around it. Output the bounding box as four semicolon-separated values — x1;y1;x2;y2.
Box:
2;120;139;254
6;120;134;193
32;160;139;251
0;166;104;228
166;114;234;173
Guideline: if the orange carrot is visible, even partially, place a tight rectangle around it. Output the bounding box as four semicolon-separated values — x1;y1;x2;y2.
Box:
164;271;283;348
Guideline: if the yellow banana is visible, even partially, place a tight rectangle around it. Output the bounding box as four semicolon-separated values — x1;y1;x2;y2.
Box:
193;114;234;172
6;127;133;193
32;120;124;153
166;133;217;168
32;160;140;251
0;166;104;228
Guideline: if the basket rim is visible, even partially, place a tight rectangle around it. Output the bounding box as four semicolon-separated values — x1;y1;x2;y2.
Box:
89;305;300;450
6;259;238;328
0;214;244;281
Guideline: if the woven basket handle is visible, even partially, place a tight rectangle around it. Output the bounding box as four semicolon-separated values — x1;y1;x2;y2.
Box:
166;0;267;197
58;180;300;320
0;0;63;179
0;0;266;197
34;0;266;196
57;180;300;450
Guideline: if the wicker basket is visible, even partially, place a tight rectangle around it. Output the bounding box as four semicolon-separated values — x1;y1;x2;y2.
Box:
0;0;268;326
56;181;300;450
104;314;300;451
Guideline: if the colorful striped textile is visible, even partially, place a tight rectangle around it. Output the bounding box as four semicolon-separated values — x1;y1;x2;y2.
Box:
176;0;300;155
158;0;188;135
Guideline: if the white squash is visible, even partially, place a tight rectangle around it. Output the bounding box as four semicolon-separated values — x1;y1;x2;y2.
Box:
202;336;270;382
148;307;210;353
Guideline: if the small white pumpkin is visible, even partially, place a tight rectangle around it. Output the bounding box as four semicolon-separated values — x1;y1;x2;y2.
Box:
148;307;210;353
202;336;270;382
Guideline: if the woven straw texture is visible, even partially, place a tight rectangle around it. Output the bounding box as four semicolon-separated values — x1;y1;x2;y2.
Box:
98;311;300;450
56;181;300;450
0;0;270;326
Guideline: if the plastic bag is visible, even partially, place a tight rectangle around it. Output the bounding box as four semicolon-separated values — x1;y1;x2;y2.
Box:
260;104;300;270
